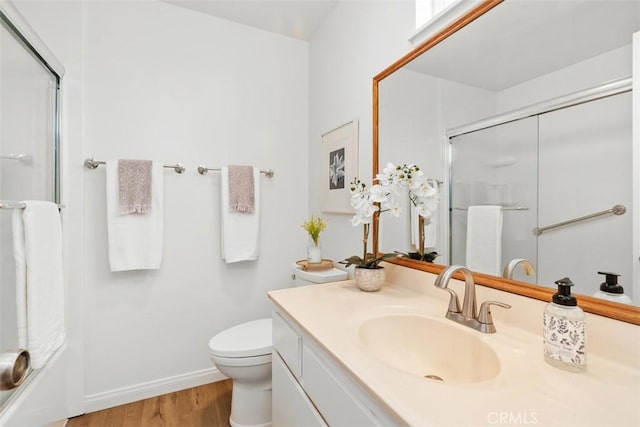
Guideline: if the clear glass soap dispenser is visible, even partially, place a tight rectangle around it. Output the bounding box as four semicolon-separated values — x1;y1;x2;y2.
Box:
543;277;586;372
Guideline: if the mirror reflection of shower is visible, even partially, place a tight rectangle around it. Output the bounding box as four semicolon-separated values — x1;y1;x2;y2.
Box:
450;86;632;300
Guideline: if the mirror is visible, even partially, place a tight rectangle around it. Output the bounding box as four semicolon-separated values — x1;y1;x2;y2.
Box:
373;0;640;324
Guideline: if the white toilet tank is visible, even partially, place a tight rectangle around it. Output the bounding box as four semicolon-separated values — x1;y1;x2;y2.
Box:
291;262;348;286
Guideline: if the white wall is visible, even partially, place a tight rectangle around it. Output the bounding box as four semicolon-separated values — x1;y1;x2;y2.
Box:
308;0;416;264
496;45;632;112
81;1;308;409
13;0;309;417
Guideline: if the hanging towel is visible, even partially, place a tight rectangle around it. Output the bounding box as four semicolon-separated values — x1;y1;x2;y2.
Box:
106;160;164;271
424;210;438;248
119;159;153;214
221;166;260;263
466;205;503;276
228;165;255;213
12;201;65;369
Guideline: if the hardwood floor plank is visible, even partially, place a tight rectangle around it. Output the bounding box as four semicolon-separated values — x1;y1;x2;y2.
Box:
68;380;232;427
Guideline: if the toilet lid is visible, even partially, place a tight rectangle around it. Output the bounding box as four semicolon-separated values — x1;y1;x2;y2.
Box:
208;318;272;358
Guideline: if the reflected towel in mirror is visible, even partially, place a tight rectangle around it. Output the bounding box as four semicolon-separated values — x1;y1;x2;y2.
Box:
466;206;502;276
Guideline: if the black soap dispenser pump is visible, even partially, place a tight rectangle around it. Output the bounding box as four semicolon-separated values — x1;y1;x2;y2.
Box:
543;277;586;372
593;272;632;305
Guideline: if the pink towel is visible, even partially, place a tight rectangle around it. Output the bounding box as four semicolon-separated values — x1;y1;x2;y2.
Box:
119;159;152;214
228;165;255;213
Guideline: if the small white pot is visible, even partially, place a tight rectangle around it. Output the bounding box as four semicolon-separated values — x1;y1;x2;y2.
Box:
354;266;385;292
307;243;322;264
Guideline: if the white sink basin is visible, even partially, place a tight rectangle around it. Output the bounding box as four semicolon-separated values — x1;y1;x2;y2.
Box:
358;314;501;384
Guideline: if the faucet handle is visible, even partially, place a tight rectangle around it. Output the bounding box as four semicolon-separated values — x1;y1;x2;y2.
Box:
477;301;511;325
443;288;462;314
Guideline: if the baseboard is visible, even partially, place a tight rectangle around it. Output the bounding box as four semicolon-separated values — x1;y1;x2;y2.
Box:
84;367;227;414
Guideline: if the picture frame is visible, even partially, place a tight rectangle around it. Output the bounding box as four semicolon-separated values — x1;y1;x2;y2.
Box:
321;120;358;213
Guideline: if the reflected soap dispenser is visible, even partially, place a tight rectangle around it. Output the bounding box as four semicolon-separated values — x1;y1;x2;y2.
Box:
592;271;632;305
543;277;586;372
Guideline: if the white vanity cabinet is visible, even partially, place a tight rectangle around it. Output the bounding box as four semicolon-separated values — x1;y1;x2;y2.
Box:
272;310;399;427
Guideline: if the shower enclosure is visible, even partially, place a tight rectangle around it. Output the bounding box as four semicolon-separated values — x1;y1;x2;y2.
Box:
0;6;62;410
450;88;632;299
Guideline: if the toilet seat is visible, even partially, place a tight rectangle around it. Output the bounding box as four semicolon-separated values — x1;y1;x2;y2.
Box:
210;353;272;367
209;318;272;358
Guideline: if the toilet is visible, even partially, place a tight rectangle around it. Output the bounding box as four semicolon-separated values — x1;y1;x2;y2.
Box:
208;264;348;427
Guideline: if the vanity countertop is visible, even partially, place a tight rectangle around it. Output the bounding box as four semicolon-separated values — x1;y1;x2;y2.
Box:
268;263;640;427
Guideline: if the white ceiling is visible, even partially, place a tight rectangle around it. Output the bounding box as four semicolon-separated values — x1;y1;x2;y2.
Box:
164;0;339;41
406;0;640;91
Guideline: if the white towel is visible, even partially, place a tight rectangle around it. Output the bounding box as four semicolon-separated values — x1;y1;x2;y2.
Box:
12;201;65;369
221;166;260;263
466;205;503;276
424;211;438;248
106;161;164;271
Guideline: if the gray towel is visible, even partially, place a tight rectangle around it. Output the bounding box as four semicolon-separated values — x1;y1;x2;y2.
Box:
119;159;153;214
228;165;255;214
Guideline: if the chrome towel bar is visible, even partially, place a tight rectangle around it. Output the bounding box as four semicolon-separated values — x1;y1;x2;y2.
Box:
197;165;274;178
0;201;65;210
0;153;32;165
84;157;186;174
533;204;626;236
454;206;528;211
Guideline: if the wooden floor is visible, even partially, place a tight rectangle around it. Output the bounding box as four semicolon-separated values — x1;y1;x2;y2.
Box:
67;380;233;427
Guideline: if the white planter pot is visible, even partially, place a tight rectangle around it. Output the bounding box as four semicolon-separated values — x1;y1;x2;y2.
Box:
354;267;385;292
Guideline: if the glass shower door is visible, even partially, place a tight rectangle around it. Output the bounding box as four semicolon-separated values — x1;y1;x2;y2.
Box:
537;92;632;297
0;13;60;409
450;116;539;282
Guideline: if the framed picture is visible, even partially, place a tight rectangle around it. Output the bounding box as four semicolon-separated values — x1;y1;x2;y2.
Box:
321;120;358;213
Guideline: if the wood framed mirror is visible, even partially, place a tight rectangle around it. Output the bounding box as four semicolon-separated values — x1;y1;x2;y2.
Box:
372;0;640;325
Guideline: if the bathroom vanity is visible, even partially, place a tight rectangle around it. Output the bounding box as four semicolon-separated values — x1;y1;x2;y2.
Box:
268;263;640;426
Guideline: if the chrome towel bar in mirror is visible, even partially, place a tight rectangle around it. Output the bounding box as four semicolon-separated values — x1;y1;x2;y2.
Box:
533;204;626;236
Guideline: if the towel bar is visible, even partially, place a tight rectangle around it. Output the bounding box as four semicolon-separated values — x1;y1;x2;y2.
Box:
533;204;626;236
0;153;33;165
197;165;274;178
453;206;528;211
0;201;65;210
84;157;186;174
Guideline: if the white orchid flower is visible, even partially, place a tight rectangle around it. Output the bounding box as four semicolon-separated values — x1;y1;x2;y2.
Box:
408;170;425;190
421;196;439;212
377;162;397;186
368;184;387;203
389;203;402;217
415;203;433;219
350;192;368;210
413;181;437;198
350;214;368;226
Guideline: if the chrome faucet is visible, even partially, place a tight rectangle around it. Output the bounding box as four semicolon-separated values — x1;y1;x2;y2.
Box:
434;265;511;333
503;258;536;280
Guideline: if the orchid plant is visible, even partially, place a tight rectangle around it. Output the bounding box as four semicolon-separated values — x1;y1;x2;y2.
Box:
343;163;439;268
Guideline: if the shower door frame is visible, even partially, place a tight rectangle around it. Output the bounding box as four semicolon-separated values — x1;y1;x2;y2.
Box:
0;0;66;421
446;77;635;297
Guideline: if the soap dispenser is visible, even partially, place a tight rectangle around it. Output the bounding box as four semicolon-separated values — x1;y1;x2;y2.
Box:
592;271;632;305
543;277;586;372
